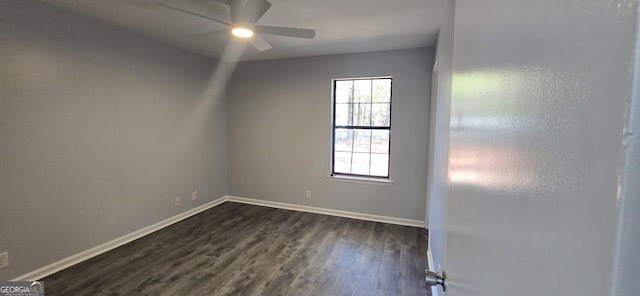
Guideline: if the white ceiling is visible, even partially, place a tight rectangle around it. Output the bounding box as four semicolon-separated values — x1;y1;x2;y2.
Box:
41;0;445;61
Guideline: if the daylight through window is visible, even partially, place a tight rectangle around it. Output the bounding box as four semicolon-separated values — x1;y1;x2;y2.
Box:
331;77;392;178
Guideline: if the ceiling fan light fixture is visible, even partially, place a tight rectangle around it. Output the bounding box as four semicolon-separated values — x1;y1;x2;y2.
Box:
231;27;254;38
160;0;316;51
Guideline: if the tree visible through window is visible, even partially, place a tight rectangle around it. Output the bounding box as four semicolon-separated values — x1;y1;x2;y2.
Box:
331;77;392;178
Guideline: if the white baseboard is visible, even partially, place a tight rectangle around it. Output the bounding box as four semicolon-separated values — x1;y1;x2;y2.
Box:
13;195;424;281
226;195;425;228
12;196;228;281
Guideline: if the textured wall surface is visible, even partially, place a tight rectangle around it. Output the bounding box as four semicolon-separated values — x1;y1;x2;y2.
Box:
227;48;433;221
0;1;227;280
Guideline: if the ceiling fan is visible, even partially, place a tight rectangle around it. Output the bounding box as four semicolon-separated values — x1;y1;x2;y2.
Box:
159;0;316;51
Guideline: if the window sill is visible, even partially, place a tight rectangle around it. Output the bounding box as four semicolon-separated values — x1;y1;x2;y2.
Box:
326;175;394;186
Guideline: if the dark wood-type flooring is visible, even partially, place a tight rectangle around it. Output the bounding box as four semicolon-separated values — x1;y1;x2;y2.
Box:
42;202;430;296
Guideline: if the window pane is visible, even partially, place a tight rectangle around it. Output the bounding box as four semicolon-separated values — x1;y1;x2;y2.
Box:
335;81;352;103
334;151;352;174
353;129;371;153
332;78;391;178
371;130;390;153
334;128;353;152
335;103;350;126
351;103;371;126
370;154;389;177
353;80;372;103
351;152;370;175
371;103;390;127
372;79;391;103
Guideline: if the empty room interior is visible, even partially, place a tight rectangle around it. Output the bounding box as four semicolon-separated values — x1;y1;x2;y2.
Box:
1;0;640;296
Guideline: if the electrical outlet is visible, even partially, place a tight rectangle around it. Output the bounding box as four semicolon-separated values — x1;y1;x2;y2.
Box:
0;252;9;269
175;197;181;206
306;190;312;199
192;191;198;201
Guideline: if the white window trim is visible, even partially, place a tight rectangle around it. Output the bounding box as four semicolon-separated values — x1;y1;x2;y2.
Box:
330;76;393;179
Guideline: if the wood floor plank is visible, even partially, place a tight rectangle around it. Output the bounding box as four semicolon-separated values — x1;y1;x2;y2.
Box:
41;202;431;296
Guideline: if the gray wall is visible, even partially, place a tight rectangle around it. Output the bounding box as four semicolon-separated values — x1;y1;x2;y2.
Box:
227;48;433;221
0;1;227;280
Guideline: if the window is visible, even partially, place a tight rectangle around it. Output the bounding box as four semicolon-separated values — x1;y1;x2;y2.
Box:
331;77;392;178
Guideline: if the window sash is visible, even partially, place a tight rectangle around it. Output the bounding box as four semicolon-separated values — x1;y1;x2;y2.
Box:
332;127;390;178
331;77;392;178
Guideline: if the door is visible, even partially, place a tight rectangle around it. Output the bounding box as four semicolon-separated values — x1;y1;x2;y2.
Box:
431;0;637;295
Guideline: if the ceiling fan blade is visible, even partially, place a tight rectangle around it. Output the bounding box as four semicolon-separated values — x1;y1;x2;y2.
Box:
230;0;245;24
230;0;272;26
250;34;272;51
159;2;231;26
248;0;272;24
255;26;316;39
189;29;230;38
